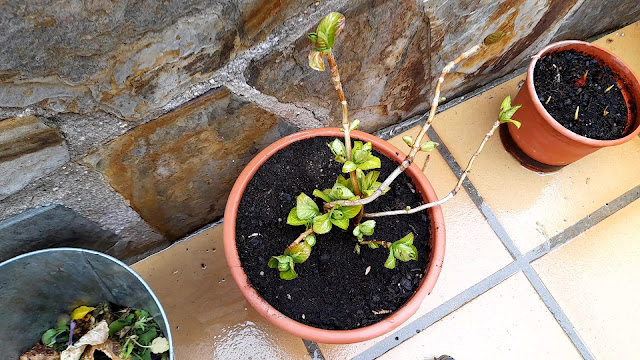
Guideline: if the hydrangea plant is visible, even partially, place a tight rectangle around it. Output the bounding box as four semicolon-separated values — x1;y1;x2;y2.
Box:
270;13;520;279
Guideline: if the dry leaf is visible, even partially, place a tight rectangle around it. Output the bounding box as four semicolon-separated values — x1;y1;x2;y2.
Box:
61;321;109;360
81;339;126;360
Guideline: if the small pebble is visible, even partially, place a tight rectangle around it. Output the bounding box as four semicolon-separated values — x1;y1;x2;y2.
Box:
260;271;265;276
365;266;371;275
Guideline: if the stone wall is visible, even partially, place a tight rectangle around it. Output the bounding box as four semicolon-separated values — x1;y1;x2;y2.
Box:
1;0;638;262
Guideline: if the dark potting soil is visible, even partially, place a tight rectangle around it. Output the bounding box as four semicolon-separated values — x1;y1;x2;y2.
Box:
534;49;630;140
236;136;431;330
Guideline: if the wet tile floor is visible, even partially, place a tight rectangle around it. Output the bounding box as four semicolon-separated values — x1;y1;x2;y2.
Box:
132;21;640;360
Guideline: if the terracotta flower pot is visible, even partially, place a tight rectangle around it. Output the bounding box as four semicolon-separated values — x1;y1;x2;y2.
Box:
501;40;640;172
223;128;445;344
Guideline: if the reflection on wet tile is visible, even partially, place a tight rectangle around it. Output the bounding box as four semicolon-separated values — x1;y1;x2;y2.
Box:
318;132;513;359
534;198;640;359
379;272;581;360
131;225;309;359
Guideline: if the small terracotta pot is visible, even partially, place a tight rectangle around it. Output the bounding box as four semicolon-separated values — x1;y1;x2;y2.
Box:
223;128;445;344
503;40;640;172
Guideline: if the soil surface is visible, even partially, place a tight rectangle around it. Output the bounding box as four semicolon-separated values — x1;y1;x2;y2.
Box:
534;49;630;140
236;136;431;330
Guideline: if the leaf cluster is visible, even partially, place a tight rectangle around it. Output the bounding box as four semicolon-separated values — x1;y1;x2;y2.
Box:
384;233;418;269
330;140;382;173
307;12;345;71
41;316;70;351
499;96;522;128
109;309;168;360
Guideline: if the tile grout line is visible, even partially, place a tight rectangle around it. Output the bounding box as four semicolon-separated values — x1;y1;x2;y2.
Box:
428;125;597;359
303;339;326;359
353;261;522;360
521;265;595;360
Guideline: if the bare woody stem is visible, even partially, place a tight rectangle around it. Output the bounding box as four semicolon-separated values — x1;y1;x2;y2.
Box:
360;240;392;249
326;44;482;209
364;119;501;218
326;50;362;197
289;228;315;247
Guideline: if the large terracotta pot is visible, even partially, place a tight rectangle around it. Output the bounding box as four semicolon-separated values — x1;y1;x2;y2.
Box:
502;40;640;172
223;128;445;344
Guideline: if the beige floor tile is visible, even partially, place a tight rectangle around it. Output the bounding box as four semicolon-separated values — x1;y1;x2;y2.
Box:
599;22;640;74
533;198;640;359
432;21;640;253
131;225;309;360
318;132;513;359
379;272;581;360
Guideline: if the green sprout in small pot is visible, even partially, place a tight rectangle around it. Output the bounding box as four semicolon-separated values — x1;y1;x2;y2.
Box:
268;14;520;279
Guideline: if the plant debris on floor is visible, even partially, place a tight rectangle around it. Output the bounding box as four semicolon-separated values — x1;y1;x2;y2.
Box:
20;303;169;360
236;137;431;330
534;49;630;140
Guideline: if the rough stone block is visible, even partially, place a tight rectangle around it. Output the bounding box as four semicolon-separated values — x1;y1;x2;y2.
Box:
0;116;69;200
246;0;640;133
0;205;119;263
82;87;297;240
0;0;314;121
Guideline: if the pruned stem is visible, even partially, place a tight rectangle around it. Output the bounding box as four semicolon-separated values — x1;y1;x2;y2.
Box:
422;154;431;175
363;119;501;218
326;44;482;209
291;228;315;246
326;50;362;196
360;240;392;249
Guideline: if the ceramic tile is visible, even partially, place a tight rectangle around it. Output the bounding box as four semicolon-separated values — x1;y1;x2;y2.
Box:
318;131;513;359
533;198;640;359
131;225;310;360
432;23;640;253
379;272;581;360
598;22;640;75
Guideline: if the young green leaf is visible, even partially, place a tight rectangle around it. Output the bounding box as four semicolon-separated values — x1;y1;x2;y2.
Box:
312;189;332;203
342;160;357;173
331;217;350;230
402;136;414;147
329;184;355;200
340;205;362;219
359;220;376;236
499;97;522;128
349;119;360;130
268;255;292;270
420;141;439;152
313;213;333;234
356;156;381;170
304;234;316;247
328;139;347;162
353;226;362;237
296;193;320;220
500;95;512;111
280;266;298;280
391;233;418;262
285;242;312;263
331;208;344;220
368;242;379;249
315;12;345;49
384;251;396;269
287;207;308;226
354;243;361;255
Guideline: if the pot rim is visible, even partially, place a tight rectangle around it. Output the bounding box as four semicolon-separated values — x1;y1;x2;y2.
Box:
223;128;446;344
527;40;640;146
